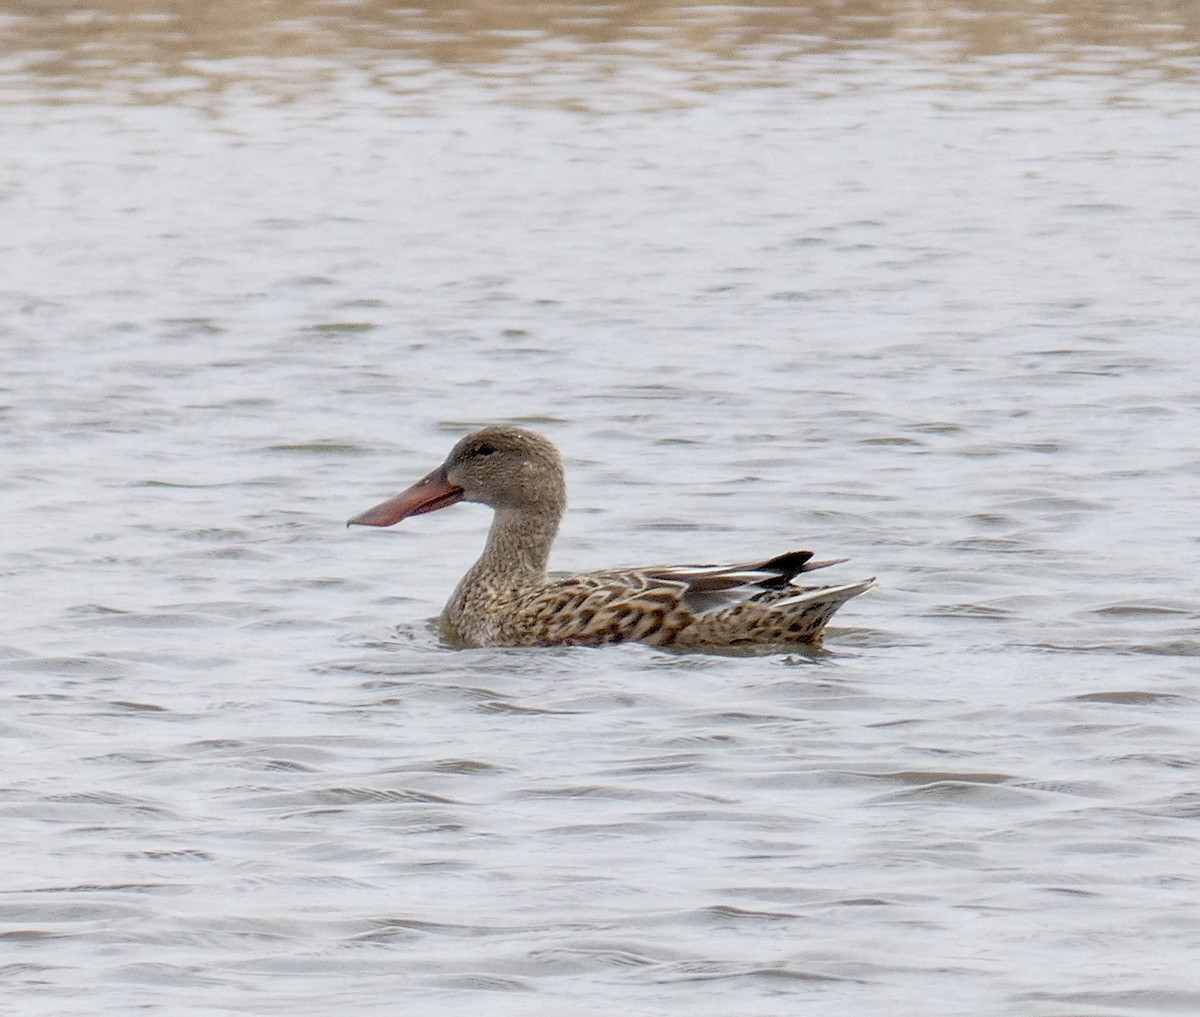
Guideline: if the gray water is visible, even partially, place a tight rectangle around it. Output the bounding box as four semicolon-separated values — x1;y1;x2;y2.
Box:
3;3;1200;1014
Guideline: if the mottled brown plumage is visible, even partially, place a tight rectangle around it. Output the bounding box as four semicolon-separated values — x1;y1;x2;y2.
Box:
349;426;874;650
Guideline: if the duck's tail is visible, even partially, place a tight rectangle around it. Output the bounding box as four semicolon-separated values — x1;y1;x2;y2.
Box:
684;577;876;649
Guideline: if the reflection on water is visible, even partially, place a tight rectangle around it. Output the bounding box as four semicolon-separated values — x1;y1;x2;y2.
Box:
4;0;1200;104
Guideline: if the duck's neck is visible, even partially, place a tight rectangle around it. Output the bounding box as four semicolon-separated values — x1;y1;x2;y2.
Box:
468;505;561;589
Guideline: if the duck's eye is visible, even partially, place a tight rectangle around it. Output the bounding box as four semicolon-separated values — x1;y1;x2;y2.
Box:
475;444;498;457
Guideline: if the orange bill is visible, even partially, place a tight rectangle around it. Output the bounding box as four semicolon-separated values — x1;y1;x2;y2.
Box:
347;466;464;527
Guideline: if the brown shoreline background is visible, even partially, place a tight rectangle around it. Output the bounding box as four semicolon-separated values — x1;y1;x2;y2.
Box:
5;0;1199;102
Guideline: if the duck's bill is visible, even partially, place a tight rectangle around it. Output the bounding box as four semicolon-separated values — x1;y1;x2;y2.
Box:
348;467;464;527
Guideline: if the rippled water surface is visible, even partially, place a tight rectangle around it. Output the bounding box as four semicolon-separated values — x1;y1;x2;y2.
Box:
4;2;1200;1014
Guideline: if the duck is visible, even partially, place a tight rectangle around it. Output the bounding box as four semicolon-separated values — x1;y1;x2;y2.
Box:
348;425;874;650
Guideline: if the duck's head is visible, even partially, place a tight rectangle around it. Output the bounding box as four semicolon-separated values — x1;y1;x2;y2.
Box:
348;425;566;527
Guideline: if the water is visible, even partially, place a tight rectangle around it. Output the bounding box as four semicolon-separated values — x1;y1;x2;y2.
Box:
3;3;1200;1014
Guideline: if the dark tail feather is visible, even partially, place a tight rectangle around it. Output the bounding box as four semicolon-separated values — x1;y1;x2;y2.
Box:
755;549;848;588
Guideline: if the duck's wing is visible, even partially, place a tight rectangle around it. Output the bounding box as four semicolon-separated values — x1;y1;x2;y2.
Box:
528;550;870;647
631;549;846;601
